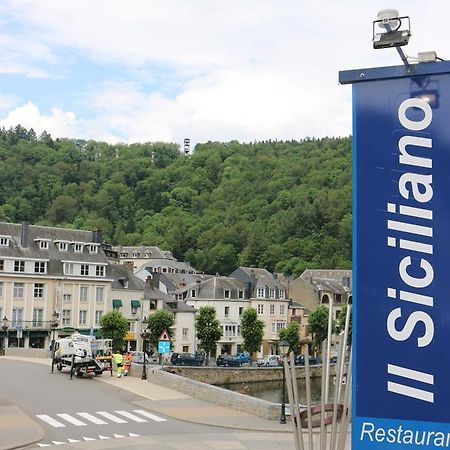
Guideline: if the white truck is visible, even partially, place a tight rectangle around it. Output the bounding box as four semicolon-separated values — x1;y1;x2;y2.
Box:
53;334;113;377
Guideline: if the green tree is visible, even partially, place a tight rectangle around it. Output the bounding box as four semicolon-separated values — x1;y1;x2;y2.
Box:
147;310;175;351
336;304;352;344
195;306;223;362
240;308;264;363
99;311;129;352
308;305;335;350
279;320;300;354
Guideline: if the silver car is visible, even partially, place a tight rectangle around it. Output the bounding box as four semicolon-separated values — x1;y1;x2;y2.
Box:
256;355;281;367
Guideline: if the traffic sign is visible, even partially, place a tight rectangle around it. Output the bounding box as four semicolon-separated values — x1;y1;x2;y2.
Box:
340;60;450;448
158;340;170;354
158;329;170;341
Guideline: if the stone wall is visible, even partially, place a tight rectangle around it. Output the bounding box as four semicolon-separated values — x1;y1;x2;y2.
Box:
148;368;281;420
166;365;326;385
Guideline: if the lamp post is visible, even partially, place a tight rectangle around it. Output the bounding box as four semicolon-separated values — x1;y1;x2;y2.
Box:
279;339;290;424
50;311;59;373
2;316;9;353
140;329;150;380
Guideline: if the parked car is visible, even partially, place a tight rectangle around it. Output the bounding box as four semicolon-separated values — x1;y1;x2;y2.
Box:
170;352;204;366
256;355;282;367
216;354;242;367
294;355;321;366
234;352;251;364
130;351;158;364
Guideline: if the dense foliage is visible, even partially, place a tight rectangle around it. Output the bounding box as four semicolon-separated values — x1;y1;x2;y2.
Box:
99;311;129;351
146;310;175;350
195;306;223;357
279;320;300;354
240;307;265;360
0;125;352;276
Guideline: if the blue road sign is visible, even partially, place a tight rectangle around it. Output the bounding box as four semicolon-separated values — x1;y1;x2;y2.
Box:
340;61;450;449
158;340;170;354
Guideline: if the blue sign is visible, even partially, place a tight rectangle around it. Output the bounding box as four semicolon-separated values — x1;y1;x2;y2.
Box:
158;340;170;354
340;61;450;449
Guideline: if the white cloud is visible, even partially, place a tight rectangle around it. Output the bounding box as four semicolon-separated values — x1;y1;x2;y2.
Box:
0;102;77;138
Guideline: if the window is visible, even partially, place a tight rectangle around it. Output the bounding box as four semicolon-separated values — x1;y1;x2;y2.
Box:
269;289;275;299
34;262;46;273
64;263;74;275
224;290;230;299
58;241;68;251
279;290;285;299
335;294;342;303
224;306;229;318
182;328;188;339
0;260;3;271
0;282;3;297
191;289;196;298
32;309;43;327
256;288;265;298
239;306;243;316
79;310;87;325
150;300;157;310
257;304;264;315
96;286;104;303
270;304;275;315
12;308;23;327
81;264;89;276
14;260;25;272
62;310;71;326
272;321;286;334
96;265;105;277
63;293;72;302
280;304;285;315
74;243;83;252
33;283;45;298
238;290;244;299
132;252;140;258
80;286;88;302
39;240;49;249
13;283;24;298
95;310;103;325
0;237;9;246
89;244;98;254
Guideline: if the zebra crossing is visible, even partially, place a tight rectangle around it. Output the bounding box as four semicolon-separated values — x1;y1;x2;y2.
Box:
35;432;141;447
36;409;167;428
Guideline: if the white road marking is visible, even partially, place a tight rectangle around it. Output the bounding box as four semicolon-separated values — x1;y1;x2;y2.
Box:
99;435;111;439
57;413;86;426
115;410;147;422
36;415;65;428
52;442;65;445
129;432;140;437
114;434;126;438
67;438;81;443
36;444;51;448
83;437;96;441
133;409;167;422
96;411;127;423
76;412;107;425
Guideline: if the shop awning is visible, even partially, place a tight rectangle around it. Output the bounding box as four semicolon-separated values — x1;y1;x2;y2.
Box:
131;300;141;308
112;299;123;307
28;330;50;337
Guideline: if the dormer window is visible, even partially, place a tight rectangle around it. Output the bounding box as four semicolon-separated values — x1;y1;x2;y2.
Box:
73;243;83;253
0;236;10;246
120;252;128;257
58;241;68;251
132;252;140;258
256;288;265;298
88;244;99;254
34;239;50;250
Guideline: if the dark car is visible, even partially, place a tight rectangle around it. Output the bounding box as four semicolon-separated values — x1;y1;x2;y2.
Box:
294;355;321;366
170;352;204;366
216;354;242;367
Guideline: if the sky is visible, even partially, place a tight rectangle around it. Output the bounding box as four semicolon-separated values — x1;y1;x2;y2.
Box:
0;1;447;147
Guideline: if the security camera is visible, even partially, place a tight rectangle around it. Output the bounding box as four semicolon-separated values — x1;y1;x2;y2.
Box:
373;9;411;49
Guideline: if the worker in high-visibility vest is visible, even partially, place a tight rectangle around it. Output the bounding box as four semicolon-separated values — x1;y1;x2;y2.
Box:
123;352;132;376
113;352;124;378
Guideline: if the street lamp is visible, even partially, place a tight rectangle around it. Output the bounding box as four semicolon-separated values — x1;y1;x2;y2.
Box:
279;339;290;424
50;311;59;373
140;329;150;380
2;316;9;352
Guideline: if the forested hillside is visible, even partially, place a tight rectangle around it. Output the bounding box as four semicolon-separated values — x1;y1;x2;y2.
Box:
0;126;352;277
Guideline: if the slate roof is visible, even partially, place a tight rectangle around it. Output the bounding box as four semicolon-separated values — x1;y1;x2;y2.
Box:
109;264;146;290
232;267;285;290
0;222;108;276
112;245;174;260
300;269;352;294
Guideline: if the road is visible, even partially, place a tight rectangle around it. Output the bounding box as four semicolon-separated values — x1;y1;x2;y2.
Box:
0;358;243;448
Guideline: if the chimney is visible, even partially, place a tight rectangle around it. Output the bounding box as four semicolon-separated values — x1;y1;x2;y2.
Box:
146;276;154;288
92;229;103;244
123;261;134;272
196;279;201;295
21;221;30;248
